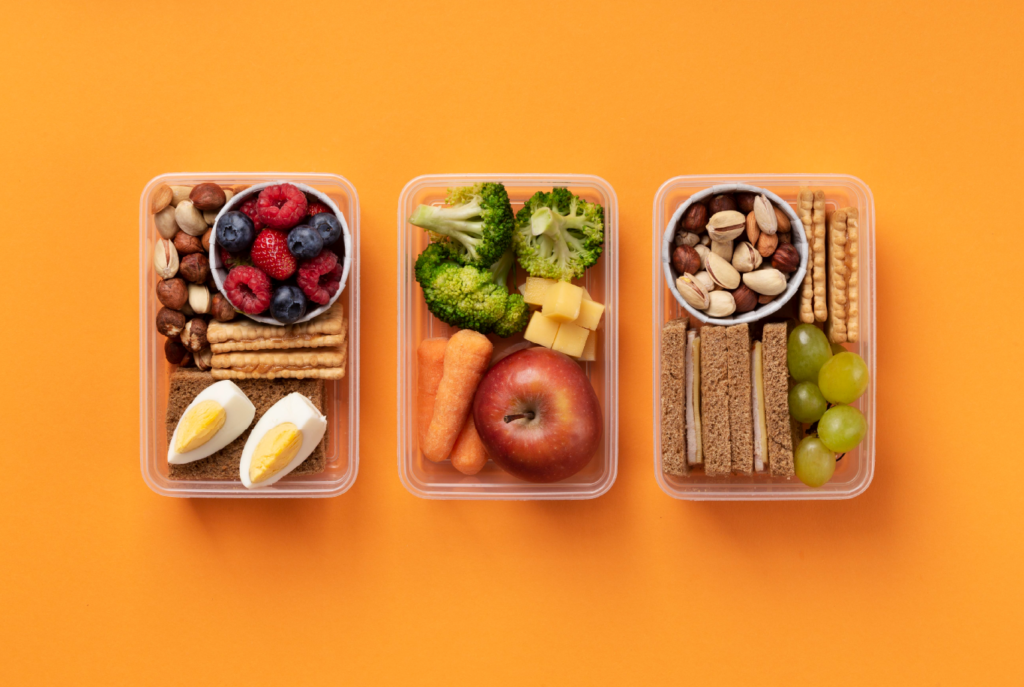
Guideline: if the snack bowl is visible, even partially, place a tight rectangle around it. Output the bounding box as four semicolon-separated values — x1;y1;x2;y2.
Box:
210;181;352;326
140;172;360;498
661;183;808;325
653;174;875;500
397;174;619;500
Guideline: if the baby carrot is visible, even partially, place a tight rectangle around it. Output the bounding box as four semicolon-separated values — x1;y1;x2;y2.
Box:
417;338;449;449
450;413;488;475
423;329;493;463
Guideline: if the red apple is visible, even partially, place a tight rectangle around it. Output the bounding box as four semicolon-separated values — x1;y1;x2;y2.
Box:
473;347;602;483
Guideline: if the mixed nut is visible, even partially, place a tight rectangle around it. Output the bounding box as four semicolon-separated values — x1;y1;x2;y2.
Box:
672;190;799;318
150;182;242;366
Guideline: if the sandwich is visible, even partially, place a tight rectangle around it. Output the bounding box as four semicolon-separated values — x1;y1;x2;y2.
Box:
699;326;732;476
726;324;753;475
660;318;688;476
762;322;796;476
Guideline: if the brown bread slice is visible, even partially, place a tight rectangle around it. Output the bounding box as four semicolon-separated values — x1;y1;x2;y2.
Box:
700;326;731;476
762;323;795;476
726;324;753;475
166;369;328;480
660;318;688;476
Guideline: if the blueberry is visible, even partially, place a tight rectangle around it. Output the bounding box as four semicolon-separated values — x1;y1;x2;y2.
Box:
216;211;255;252
310;213;343;246
287;225;324;260
270;285;307;324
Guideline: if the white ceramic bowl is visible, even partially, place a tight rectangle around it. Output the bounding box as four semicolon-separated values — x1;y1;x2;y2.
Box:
661;183;808;325
209;181;352;325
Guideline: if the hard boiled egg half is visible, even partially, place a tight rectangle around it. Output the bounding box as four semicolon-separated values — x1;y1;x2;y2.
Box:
239;393;327;488
168;381;256;465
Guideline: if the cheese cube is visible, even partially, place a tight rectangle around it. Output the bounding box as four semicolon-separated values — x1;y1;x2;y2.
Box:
522;276;557;307
524;311;560;348
541;281;583;323
571;299;605;330
578;331;596;361
552;322;589;358
581;287;593;301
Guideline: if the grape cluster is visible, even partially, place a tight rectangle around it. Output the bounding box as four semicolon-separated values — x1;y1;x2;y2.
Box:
786;324;869;487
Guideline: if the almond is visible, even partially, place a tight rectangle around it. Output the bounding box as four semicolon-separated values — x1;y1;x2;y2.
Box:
151;184;173;214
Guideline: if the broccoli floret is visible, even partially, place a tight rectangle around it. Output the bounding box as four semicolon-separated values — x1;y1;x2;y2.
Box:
489;248;515;288
409;182;514;268
490;294;530;337
414;242;449;284
513;188;604;281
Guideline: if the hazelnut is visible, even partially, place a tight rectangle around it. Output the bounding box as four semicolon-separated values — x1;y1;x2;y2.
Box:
164;339;189;365
190;183;226;211
179;253;210;284
156;307;187;337
180;318;208;352
774;206;792;233
758;294;775;305
732;285;758;313
756;232;779;258
778;232;792;245
194;346;213;371
771;243;800;273
682;202;708;233
210;294;236;322
156;277;188;310
202;228;212;252
173;231;204;255
179;351;195;368
672;245;701;275
707;194;737;215
734;192;756;214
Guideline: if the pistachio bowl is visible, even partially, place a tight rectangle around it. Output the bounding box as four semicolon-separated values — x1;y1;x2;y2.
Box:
662;183;808;325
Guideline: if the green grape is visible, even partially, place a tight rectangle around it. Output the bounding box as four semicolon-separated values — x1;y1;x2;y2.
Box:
818;351;870;404
787;324;832;383
788;382;828;423
818;405;867;453
830;342;846;355
795;436;836;487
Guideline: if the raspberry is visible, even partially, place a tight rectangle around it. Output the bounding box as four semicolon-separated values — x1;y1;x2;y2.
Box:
238;198;264;232
297;249;342;305
223;266;271;314
306;201;330;218
250;229;297;280
257;183;308;230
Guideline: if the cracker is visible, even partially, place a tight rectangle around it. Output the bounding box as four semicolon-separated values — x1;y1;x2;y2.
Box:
827;209;849;343
211;367;345;380
211;332;345;353
812;191;828;322
797;191;815;324
212;345;347;373
845;207;860;343
207;303;346;348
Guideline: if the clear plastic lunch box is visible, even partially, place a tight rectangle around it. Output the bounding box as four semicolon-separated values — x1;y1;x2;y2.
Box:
397;174;619;500
139;172;360;498
652;174;876;500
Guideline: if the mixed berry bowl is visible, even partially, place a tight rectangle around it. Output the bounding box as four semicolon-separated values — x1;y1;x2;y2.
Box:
210;181;352;326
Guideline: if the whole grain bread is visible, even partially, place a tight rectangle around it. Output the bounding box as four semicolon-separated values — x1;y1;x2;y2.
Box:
762;323;795;476
660;318;688;476
166;369;328;481
726;324;753;475
700;326;731;476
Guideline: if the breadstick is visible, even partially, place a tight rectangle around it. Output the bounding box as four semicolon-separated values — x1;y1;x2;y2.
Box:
797;191;815;323
422;330;493;463
417;338;448;449
450;413;488;475
845;207;859;342
812;191;827;322
827;210;849;343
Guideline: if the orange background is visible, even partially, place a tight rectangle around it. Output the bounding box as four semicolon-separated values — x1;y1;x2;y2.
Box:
1;0;1022;684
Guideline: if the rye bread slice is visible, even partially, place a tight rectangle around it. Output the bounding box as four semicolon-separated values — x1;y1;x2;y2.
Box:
660;318;688;476
700;326;731;476
762;323;795;476
726;324;753;475
166;369;328;481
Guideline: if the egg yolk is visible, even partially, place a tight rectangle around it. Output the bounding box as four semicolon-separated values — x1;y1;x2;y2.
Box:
250;423;303;484
174;400;226;453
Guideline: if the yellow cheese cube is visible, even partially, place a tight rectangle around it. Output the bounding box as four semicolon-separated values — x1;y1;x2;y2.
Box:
522;276;557;307
581;286;593;301
541;281;583;323
524;311;560;348
552;322;589;358
571;299;605;330
578;331;596;361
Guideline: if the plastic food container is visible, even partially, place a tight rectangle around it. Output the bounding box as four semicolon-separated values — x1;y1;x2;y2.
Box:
652;174;875;500
139;172;360;498
397;174;619;500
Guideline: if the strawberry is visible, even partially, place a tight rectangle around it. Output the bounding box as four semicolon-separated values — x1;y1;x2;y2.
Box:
306;201;331;218
250;229;297;280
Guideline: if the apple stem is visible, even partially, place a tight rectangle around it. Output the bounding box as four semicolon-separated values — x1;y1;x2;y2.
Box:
503;411;535;423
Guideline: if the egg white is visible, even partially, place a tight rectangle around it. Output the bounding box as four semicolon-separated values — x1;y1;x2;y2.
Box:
239;393;327;488
168;381;256;465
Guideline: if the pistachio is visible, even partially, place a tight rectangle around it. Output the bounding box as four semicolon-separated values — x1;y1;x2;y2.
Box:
706;290;737;317
675;273;711;310
170;185;193;206
203;210;219;226
223;189;235;204
705;252;741;290
742;268;788;295
674;230;700;247
175;200;208;236
194;346;213;371
706;210;746;242
700;234;710;246
753;194;778;235
694;244;710;269
154;205;179;239
188;283;211;314
154;239;179;279
731;241;763;273
694;270;715;292
710;239;733;261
